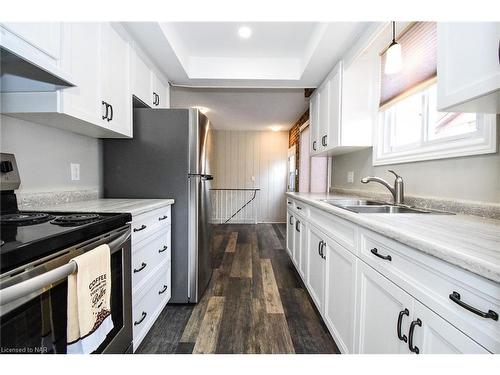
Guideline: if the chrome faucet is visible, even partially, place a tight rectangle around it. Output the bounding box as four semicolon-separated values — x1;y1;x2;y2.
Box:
361;170;404;205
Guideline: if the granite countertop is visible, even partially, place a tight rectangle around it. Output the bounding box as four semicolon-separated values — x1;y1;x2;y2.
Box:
286;192;500;284
26;198;175;217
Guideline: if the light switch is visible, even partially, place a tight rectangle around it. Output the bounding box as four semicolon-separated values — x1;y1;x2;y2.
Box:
251;176;255;182
347;171;354;183
71;163;80;181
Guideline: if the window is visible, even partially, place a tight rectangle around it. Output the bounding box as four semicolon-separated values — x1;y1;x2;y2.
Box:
374;84;497;165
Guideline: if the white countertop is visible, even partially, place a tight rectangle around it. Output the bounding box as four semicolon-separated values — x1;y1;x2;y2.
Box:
286;192;500;284
26;198;175;217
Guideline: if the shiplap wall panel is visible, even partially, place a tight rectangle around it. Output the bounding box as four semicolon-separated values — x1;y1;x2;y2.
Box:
211;130;288;223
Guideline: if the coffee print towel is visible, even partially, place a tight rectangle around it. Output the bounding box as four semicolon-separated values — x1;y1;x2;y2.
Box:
67;244;113;354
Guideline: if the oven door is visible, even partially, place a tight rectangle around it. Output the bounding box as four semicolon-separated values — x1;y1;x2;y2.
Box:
0;226;132;354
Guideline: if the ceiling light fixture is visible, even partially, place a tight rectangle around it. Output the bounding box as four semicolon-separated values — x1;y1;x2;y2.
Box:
384;21;402;75
238;26;252;39
270;125;281;132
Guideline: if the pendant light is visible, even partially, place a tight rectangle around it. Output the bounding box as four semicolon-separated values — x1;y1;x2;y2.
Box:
384;21;402;75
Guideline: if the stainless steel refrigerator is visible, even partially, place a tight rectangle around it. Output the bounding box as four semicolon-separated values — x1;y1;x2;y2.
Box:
103;108;213;303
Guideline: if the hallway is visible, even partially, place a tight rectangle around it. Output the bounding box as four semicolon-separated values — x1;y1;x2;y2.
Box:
136;223;339;354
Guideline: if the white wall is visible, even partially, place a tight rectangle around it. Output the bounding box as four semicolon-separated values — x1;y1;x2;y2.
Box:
211;130;288;223
0;115;102;194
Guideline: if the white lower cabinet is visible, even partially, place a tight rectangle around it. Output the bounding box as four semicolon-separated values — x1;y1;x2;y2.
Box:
306;224;326;313
355;260;413;354
286;210;294;258
129;205;173;352
285;196;494;354
411;300;489;354
324;238;357;353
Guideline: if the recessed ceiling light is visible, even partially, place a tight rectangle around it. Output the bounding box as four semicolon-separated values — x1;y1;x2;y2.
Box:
192;106;209;114
270;125;281;132
238;26;252;39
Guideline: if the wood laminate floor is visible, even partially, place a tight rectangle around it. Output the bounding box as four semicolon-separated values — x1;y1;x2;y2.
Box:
136;223;340;354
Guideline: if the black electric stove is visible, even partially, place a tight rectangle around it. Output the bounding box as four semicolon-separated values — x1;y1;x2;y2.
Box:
0;153;131;273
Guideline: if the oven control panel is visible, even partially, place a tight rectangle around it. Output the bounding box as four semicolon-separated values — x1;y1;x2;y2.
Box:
0;153;20;191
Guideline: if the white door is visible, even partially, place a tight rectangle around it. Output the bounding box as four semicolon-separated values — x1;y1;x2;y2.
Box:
286;211;294;258
317;83;330;151
130;48;152;106
101;23;131;136
309;93;320;154
287;145;296;192
293;216;302;269
355;260;413;354
324;238;357;353
326;62;342;149
60;23;102;125
410;300;489;354
306;224;326;313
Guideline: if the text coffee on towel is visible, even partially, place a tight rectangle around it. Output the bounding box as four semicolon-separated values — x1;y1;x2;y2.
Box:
67;244;113;354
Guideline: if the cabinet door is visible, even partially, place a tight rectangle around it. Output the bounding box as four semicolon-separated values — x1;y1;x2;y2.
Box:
324;238;357;353
309;93;320;154
286;211;294;258
130;48;153;107
60;23;102;124
293;216;303;269
151;73;169;108
299;221;307;280
306;225;326;313
326;62;342;149
101;23;132;137
317;83;329;152
410;300;489;354
1;22;61;60
437;22;500;113
355;260;413;353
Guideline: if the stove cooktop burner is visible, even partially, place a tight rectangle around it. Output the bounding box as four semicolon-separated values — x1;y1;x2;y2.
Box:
0;212;54;226
50;213;102;227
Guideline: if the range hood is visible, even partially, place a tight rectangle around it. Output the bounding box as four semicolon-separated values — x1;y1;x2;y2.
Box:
0;47;75;93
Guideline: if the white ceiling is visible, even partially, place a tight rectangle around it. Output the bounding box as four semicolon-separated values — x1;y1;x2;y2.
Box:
123;21;375;87
170;87;308;131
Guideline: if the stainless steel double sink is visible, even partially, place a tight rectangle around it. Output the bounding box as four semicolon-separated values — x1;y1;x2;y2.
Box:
321;199;452;214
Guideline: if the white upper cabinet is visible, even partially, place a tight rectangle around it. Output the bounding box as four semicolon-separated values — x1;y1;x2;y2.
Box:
60;23;101;125
309;92;320;153
310;57;375;156
151;72;169;108
100;23;132;137
1;22;61;60
130;47;153;107
437;22;500;113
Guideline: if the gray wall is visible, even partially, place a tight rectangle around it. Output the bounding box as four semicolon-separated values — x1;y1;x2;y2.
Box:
331;123;500;204
0;115;102;194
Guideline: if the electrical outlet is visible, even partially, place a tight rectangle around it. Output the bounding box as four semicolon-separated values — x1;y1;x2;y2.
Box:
70;163;80;181
347;171;354;183
251;176;255;182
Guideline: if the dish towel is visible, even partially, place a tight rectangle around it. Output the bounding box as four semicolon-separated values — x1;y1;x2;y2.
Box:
67;244;114;354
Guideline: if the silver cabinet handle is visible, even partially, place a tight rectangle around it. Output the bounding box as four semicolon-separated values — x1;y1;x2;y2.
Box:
159;245;168;253
158;215;168;221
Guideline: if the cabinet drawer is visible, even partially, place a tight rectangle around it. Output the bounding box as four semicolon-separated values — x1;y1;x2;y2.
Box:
309;206;357;253
131;206;171;245
287;198;308;217
359;229;499;353
132;227;171;292
132;262;171;350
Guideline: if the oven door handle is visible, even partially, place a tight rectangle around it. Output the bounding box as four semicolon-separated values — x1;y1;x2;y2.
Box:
0;229;131;307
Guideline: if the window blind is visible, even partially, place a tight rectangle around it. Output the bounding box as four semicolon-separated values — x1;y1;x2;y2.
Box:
380;22;437;108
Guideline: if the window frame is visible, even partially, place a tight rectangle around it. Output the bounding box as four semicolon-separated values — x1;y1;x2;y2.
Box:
373;86;497;166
